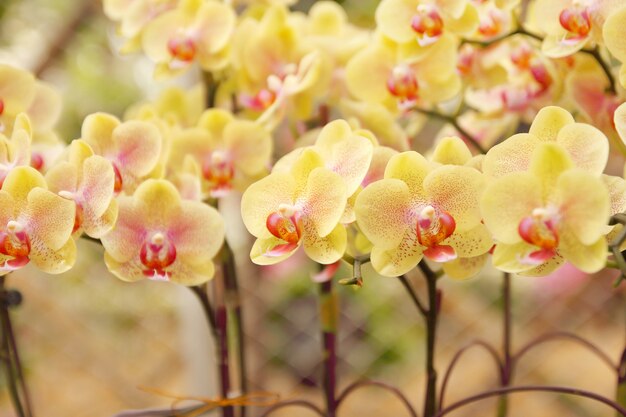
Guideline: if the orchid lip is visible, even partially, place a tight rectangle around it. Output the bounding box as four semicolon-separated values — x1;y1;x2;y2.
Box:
416;206;456;251
140;232;177;278
266;207;302;246
518;207;560;251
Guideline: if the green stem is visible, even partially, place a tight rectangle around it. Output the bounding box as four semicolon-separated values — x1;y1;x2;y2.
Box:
319;279;338;417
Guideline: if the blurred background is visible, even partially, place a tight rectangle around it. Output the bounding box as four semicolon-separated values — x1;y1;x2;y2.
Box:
0;0;625;416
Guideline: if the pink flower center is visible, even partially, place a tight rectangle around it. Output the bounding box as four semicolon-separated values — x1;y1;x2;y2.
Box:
387;66;419;104
559;5;591;38
58;191;83;234
202;151;235;197
457;46;475;76
112;163;123;194
167;36;196;62
416;206;457;262
30;153;44;171
529;60;552;91
240;89;277;112
266;204;301;245
416;206;456;248
140;232;177;280
0;221;30;270
478;9;504;37
517;207;560;265
411;5;444;45
73;203;84;234
518;208;559;250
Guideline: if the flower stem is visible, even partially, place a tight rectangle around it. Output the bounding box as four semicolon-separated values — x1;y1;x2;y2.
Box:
214;275;234;417
319;279;338;417
190;284;217;339
580;47;617;94
0;276;32;417
617;347;626;416
497;273;512;417
398;275;428;316
419;261;440;417
434;385;626;416
413;108;487;154
222;241;248;417
461;26;543;49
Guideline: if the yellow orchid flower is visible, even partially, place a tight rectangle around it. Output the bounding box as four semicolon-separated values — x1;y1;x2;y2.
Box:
0;114;32;187
241;149;348;265
253;51;322;130
355;151;491;277
141;0;235;77
232;5;322;125
0;65;36;134
0;166;76;275
45;140;118;239
167;109;273;198
376;0;479;47
528;0;623;58
81;113;162;194
469;0;516;41
124;83;205;129
482;106;608;178
464;38;561;116
563;55;624;154
101;179;224;285
0;65;62;148
272;120;374;200
481;142;610;275
603;5;626;88
615;102;626;146
345;34;461;111
271;120;374;231
304;1;369;66
429;136;494;279
103;0;178;53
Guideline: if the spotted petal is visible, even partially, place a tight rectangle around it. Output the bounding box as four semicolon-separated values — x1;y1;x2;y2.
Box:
26;187;75;251
302;223;347;264
424;165;485;232
556;169;609;246
370;229;423;277
480;172;543;244
298;167;347;238
529;106;574;142
355;178;410;250
29;236;76;274
169;201;224;261
241;172;296;239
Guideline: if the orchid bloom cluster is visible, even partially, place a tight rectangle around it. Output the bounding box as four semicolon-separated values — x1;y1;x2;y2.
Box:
2;0;626;288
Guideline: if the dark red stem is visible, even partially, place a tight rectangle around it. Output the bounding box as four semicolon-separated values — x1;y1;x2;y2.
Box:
420;261;439;417
438;340;503;409
319;280;337;417
433;385;626;416
336;380;418;417
222;242;248;417
215;291;234;417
